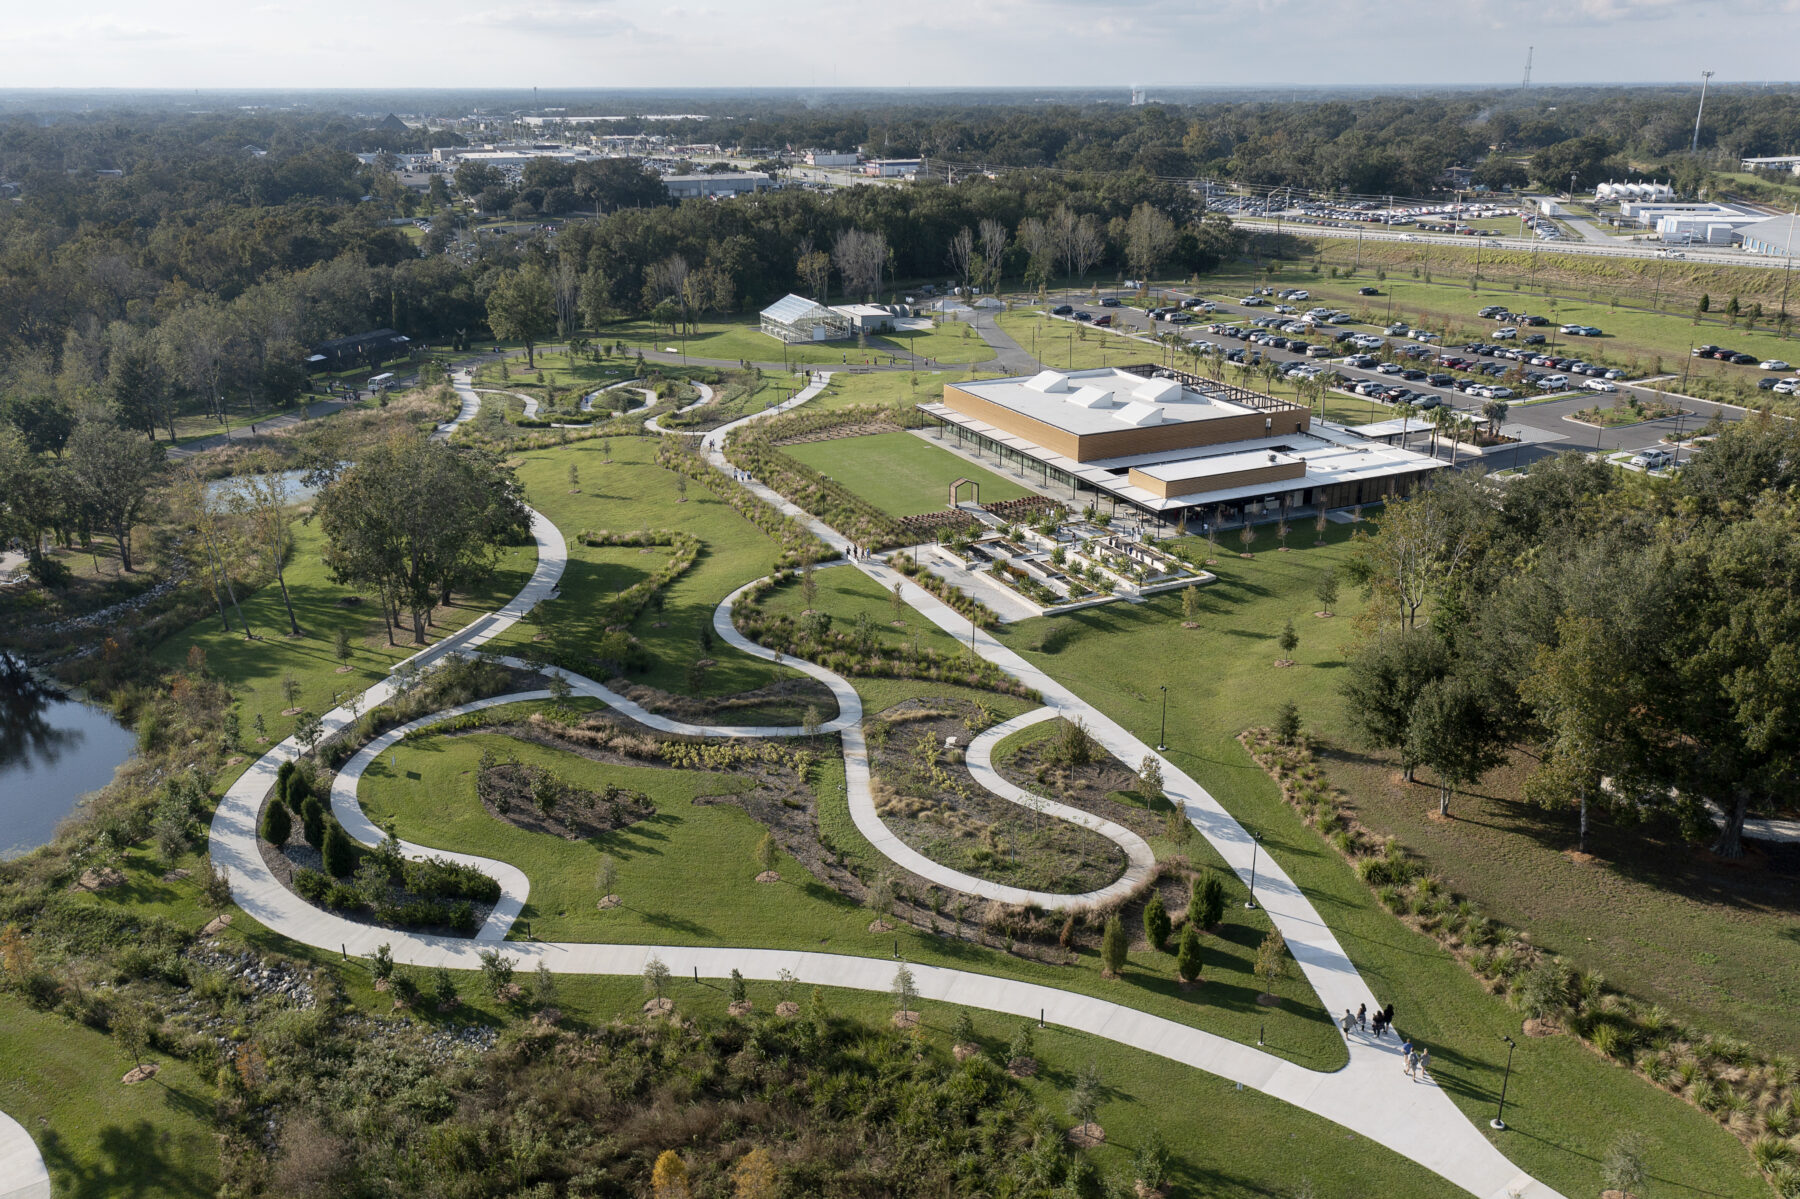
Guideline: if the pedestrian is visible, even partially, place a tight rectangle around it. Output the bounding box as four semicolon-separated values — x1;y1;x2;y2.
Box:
1372;1011;1387;1038
1356;1003;1367;1032
1401;1039;1415;1076
1414;1047;1429;1080
1341;1009;1354;1035
1383;1003;1395;1029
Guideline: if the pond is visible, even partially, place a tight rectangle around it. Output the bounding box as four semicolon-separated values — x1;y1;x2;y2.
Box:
203;468;321;505
0;654;139;860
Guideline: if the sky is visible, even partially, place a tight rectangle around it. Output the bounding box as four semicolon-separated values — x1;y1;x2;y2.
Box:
2;0;1797;90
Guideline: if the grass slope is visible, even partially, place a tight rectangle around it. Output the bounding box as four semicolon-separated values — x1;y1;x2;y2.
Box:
989;523;1767;1198
783;430;1035;518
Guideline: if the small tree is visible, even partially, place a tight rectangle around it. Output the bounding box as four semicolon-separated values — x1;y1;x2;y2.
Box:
1009;1022;1035;1066
1181;584;1200;623
891;963;918;1015
253;713;267;742
533;960;558;1006
800;559;817;609
1068;1060;1103;1140
1138;755;1165;806
890;582;906;623
261;799;291;847
1278;618;1299;665
1315;569;1339;616
1600;1132;1648;1198
1254;928;1289;1000
1133;1128;1172;1192
371;943;394;983
300;796;326;849
643;954;671;1001
652;1149;691;1199
1314;509;1329;545
755;832;779;875
280;674;302;709
432;967;458;1009
333;626;352;666
1192;872;1226;930
293;710;322;754
113;1005;151;1070
1162;806;1194;849
951;1009;977;1046
568;462;580;491
1142;892;1172;952
596;852;617;900
1100;914;1128;977
201;863;232;911
731;1147;778;1199
321;821;356;878
478;948;516;997
1176;921;1204;984
1276;520;1290;551
1273;700;1303;746
1238;524;1256;556
729;967;748;1004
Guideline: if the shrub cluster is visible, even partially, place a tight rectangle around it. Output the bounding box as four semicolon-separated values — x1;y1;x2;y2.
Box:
574;527;702;626
722;407;908;550
653;441;831;570
888;552;1002;629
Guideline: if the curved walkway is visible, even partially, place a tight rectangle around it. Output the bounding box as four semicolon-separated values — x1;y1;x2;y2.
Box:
206;389;1561;1199
964;708;1156;905
581;379;657;415
641;382;716;435
0;1111;49;1199
474;388;538;420
436;371;483;438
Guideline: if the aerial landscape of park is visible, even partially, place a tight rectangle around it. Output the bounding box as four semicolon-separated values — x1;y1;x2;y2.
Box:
3;20;1800;1199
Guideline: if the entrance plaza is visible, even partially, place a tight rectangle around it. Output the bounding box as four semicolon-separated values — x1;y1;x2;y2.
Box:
918;364;1446;525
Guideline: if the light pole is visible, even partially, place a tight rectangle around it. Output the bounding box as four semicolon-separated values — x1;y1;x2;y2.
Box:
1491;1035;1518;1130
1244;831;1264;909
1691;70;1714;155
1157;685;1168;752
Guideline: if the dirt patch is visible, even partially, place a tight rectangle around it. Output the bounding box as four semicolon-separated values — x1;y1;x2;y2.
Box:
867;918;893;934
728;1000;754;1017
281;706;303;716
891;1010;920;1030
1562;849;1599;865
201;914;233;936
754;870;781;883
334;665;354;674
1066;1124;1106;1149
1006;1057;1039;1079
474;756;656;842
160;868;191;883
643;997;674;1016
1523;1017;1565;1038
1256;993;1282;1007
775;1001;800;1018
953;1042;981;1062
596;894;621;909
121;1064;159;1085
72;866;126;892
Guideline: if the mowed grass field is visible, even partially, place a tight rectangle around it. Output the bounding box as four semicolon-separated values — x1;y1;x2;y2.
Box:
988;521;1768;1199
812;367;982;410
589;315;996;367
783;430;1035;517
994;311;1165;372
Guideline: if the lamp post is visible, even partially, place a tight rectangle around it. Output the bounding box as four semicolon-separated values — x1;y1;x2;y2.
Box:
1491;1036;1518;1130
1244;831;1264;909
1157;685;1168;752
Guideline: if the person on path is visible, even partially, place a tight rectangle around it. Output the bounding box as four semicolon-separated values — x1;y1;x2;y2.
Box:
1341;1009;1354;1035
1414;1047;1429;1080
1383;1003;1395;1031
1356;1003;1367;1032
1372;1011;1387;1038
1401;1039;1415;1076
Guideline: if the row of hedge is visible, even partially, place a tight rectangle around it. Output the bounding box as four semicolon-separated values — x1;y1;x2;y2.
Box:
654;441;832;571
722;406;908;551
575;526;703;627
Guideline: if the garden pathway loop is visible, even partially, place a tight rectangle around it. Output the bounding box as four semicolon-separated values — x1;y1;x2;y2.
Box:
0;1110;50;1199
205;383;1562;1199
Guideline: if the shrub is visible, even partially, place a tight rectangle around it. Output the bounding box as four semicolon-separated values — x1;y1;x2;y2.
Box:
321;822;356;878
1273;701;1302;745
1142;892;1171;952
1190;872;1226;930
1100;915;1128;977
300;797;325;849
292;869;331;902
1176;922;1203;984
260;800;291;847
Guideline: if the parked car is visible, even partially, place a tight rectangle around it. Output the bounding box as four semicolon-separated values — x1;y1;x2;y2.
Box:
1692;345;1722;358
1758;376;1783;389
1358;286;1380;295
1478;305;1509;318
1072;310;1093;322
1051;304;1074;315
1100;296;1122;308
1493;327;1517;340
1632;449;1673;469
1306;344;1332;358
1538;374;1570;391
1774;379;1799;394
1584;379;1618;393
1760;360;1792;371
1092;314;1112;327
1375;362;1403;375
1524;334;1547;345
1411;394;1445;409
1485;386;1515;399
1240;296;1267;306
1728;352;1759;365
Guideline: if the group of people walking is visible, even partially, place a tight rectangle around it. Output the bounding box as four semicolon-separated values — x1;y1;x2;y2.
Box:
1341;1003;1430;1081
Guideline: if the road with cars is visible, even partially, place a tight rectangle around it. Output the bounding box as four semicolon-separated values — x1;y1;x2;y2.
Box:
1037;285;1748;462
1229;217;1784;269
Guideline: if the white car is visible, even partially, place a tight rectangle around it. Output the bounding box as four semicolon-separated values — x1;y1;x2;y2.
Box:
1493;327;1517;340
1760;360;1792;372
1485;386;1514;399
1775;379;1799;395
1584;379;1618;393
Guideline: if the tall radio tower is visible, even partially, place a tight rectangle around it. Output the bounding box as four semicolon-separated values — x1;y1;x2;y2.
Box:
1691;70;1714;154
1521;46;1533;89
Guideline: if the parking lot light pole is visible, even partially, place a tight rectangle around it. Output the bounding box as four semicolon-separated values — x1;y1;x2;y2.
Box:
1491;1036;1518;1130
1245;831;1264;909
1157;686;1168;752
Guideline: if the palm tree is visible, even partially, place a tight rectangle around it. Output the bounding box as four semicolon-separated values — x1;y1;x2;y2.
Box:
1394;401;1417;449
1482;398;1509;438
1446;414;1469;465
1426;405;1448;457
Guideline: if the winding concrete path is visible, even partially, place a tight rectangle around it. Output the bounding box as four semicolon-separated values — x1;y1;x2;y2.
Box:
436;371;483;438
202;379;1561;1199
474;388;538;420
0;1111;49;1199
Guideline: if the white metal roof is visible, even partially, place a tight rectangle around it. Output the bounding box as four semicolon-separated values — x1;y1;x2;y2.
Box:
955;367;1256;437
761;293;832;324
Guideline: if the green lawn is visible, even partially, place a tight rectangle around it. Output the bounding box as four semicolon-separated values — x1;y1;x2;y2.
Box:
883;322;998;365
0;996;219;1199
593;316;886;366
360;714;1345;1069
994;311;1166;372
783;431;1035;518
484;435;786;699
812;367;983;411
988;523;1768;1199
472;350;636;395
151;518;536;754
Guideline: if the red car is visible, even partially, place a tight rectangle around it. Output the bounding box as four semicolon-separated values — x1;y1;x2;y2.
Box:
1093;314;1113;327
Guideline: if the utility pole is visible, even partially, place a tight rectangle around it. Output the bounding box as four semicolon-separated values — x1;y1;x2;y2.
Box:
1691;71;1714;155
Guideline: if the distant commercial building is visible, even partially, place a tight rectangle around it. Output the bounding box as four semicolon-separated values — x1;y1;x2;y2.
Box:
307;329;411;371
863;158;921;178
1617;200;1756;228
830;303;908;334
1736;213;1800;258
1594;181;1674;203
760;295;850;343
804;150;860;167
918;365;1443;524
431;143;601;166
663;172;772;199
1740;155;1800;175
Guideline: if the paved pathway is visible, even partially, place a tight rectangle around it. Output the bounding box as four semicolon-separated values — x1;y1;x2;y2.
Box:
437;371;483;438
199;375;1562;1198
475;388;538;420
0;1111;49;1199
641;381;715;435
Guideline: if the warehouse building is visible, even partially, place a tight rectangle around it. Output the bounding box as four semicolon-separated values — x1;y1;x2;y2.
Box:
663;172;772;199
1736;212;1800;258
917;365;1444;524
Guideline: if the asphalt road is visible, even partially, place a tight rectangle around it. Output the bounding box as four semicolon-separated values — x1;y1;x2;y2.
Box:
1230;217;1783;269
1035;286;1746;464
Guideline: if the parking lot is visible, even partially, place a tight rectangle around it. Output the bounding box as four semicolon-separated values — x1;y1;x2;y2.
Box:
1035;285;1746;464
